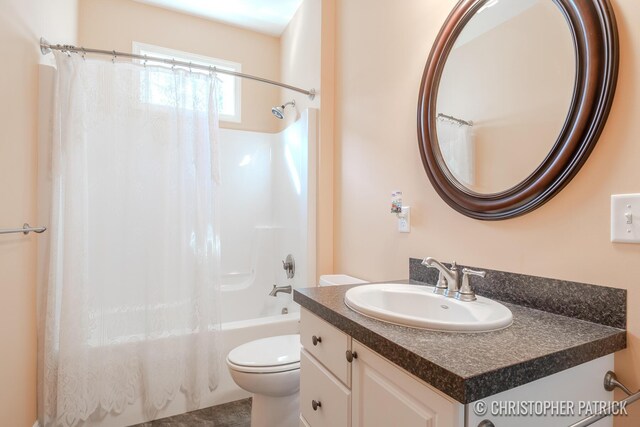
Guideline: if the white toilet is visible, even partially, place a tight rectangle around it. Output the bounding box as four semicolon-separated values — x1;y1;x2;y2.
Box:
226;275;366;427
226;334;301;427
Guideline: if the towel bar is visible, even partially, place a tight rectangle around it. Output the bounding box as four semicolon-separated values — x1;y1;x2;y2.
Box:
0;223;47;235
569;371;640;427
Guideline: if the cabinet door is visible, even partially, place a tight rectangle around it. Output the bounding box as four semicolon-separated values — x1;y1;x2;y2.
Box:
351;341;462;427
300;349;351;427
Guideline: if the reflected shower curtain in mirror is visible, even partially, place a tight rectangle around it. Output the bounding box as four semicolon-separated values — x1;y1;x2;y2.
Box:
436;119;475;187
39;52;222;427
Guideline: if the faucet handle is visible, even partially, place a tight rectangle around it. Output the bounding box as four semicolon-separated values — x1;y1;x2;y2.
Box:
461;267;485;278
282;254;295;279
457;268;486;302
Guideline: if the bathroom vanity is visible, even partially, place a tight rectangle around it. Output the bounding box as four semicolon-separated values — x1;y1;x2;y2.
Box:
294;260;626;427
298;308;464;426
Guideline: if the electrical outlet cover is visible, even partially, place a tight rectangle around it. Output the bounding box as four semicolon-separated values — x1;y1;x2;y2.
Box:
398;206;411;233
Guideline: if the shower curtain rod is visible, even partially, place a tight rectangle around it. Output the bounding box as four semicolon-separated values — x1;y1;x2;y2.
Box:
437;113;473;127
39;38;316;100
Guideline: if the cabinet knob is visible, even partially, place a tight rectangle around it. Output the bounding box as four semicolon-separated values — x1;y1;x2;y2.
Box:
346;350;358;363
477;421;495;427
312;335;322;346
312;400;322;411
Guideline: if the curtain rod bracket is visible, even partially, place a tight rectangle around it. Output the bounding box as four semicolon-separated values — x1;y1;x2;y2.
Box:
40;37;52;55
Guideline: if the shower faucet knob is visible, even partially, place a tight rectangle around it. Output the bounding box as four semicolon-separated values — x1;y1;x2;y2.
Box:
282;254;295;279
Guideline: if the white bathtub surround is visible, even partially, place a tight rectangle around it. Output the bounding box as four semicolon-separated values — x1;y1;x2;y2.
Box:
39;53;223;427
218;110;317;323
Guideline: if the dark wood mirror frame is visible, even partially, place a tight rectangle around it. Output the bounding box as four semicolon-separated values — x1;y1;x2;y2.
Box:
418;0;619;220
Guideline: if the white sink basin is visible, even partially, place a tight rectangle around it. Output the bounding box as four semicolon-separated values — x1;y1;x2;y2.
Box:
344;283;513;332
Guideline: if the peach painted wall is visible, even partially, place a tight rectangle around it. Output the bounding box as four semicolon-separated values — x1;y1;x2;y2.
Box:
78;0;281;133
280;0;321;129
0;1;78;425
281;0;335;281
317;0;336;280
333;0;640;424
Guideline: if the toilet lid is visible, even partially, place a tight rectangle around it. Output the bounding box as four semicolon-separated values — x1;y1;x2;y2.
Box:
227;334;300;368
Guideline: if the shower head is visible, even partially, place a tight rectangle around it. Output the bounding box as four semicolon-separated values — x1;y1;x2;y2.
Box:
271;106;285;119
272;100;296;119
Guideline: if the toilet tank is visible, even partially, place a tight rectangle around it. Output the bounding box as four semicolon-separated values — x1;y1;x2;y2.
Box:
319;274;367;286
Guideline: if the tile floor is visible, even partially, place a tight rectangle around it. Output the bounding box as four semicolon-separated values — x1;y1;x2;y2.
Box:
132;398;251;427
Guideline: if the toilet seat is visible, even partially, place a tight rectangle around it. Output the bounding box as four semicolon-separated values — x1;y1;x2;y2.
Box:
227;334;301;374
227;359;300;374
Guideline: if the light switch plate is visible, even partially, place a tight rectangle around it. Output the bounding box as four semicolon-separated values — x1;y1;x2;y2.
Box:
611;194;640;243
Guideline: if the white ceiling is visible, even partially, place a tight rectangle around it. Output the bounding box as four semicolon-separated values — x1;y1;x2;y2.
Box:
133;0;304;36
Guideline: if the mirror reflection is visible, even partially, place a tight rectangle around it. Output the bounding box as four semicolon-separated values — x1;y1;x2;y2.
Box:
436;0;576;195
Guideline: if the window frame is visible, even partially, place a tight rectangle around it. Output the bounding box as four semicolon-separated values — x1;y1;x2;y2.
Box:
132;42;242;123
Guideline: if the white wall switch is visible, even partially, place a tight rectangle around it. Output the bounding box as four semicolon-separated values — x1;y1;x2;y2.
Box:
611;194;640;243
398;206;411;233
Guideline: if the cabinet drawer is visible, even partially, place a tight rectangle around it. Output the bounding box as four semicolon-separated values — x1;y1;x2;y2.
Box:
300;309;351;385
300;349;351;427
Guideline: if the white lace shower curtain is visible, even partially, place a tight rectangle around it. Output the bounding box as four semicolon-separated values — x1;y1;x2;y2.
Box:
38;52;223;427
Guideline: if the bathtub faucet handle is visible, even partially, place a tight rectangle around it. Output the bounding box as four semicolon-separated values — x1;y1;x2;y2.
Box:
282;254;295;279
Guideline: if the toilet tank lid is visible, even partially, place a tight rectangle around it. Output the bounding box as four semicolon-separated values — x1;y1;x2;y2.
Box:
227;334;300;367
319;274;367;286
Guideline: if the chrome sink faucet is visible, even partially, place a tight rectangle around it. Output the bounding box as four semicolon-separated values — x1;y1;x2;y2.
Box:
422;257;459;297
422;258;486;302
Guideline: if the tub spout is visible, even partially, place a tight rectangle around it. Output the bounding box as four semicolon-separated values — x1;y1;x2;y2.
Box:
269;284;292;297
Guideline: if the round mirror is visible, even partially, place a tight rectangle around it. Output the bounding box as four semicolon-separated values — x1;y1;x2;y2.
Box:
436;0;575;195
418;0;618;219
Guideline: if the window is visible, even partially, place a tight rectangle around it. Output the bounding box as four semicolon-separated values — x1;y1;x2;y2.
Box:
133;42;242;123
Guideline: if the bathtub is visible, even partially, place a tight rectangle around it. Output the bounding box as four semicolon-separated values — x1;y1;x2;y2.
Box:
80;309;301;427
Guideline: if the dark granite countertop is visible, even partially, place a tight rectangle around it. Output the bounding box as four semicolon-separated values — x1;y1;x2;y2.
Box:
293;279;626;404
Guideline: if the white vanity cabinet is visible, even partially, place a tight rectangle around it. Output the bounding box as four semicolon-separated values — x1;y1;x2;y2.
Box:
300;308;461;426
299;308;614;427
